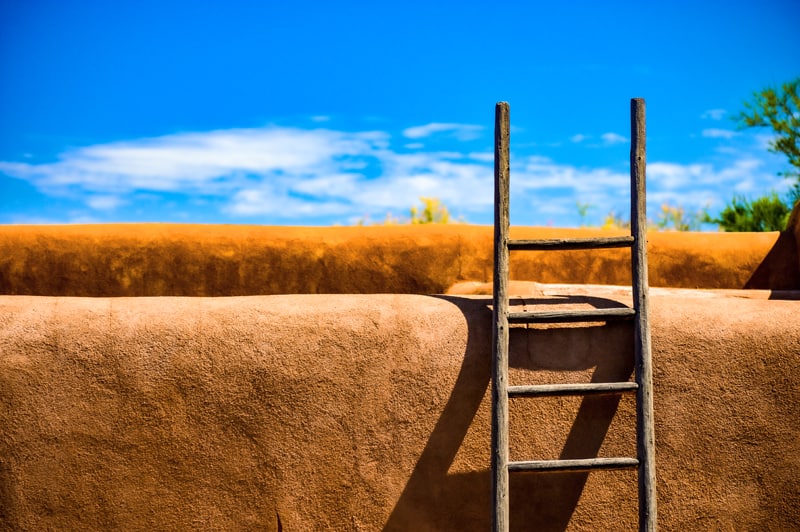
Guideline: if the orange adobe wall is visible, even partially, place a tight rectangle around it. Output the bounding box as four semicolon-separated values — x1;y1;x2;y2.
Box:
1;289;799;530
1;204;799;530
0;218;798;296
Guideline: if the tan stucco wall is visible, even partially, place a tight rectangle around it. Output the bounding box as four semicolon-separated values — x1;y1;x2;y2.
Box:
1;288;798;530
1;222;798;296
2;205;799;529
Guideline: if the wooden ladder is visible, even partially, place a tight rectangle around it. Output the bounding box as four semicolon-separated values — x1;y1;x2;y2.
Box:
490;99;657;531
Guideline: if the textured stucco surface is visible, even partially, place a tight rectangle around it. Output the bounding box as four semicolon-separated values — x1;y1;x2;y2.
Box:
1;223;798;296
1;208;798;529
1;288;798;530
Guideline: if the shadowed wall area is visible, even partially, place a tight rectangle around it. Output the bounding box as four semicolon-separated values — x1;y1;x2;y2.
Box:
1;289;798;530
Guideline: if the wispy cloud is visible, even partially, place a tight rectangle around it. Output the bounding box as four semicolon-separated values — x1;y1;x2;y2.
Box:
568;132;628;148
701;108;727;120
647;156;788;206
0;127;388;196
86;195;125;210
0;126;490;222
0;124;788;226
401;122;483;140
702;128;738;139
601;132;627;145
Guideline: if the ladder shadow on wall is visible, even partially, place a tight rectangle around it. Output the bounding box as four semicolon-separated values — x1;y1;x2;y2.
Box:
384;294;637;531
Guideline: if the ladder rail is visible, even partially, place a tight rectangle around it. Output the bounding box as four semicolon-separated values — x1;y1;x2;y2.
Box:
631;98;657;531
491;101;511;532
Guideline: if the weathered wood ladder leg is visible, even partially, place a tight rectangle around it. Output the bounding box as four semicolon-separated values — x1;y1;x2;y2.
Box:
490;99;657;531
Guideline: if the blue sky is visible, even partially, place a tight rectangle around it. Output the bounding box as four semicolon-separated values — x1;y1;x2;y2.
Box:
1;0;798;227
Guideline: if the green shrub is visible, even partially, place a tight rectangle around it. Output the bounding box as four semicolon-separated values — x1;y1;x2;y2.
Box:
703;193;792;232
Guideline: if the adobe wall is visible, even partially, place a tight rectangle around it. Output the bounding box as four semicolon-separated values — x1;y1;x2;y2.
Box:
1;288;798;530
1;219;798;296
2;203;799;529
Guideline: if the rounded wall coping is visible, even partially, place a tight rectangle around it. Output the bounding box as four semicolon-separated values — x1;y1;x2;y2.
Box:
1;290;798;530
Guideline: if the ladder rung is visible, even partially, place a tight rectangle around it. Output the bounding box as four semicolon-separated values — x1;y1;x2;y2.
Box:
508;457;639;473
508;382;638;397
507;236;634;251
507;307;635;323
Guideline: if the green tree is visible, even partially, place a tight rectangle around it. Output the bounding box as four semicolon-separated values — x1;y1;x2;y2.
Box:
703;193;791;232
736;77;800;198
708;78;799;232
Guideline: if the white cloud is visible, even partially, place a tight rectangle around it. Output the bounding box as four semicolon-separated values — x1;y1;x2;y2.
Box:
600;132;627;145
508;155;631;217
516;156;628;190
702;128;738;139
86;195;124;210
0;123;789;227
351;151;492;211
0;125;495;221
753;133;777;150
401;122;483;140
570;134;588;143
0;127;388;197
468;152;493;162
227;186;352;217
701;109;727;120
647;155;789;210
649;158;764;190
649;162;709;189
